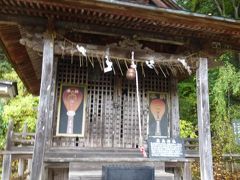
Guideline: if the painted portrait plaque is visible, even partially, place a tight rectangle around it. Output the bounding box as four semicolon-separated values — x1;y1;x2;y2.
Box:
148;92;169;137
57;84;86;137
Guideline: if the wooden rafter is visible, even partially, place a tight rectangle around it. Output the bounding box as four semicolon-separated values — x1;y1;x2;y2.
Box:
0;24;40;95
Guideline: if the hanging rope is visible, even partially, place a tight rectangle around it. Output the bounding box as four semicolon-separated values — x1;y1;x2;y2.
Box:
131;51;147;157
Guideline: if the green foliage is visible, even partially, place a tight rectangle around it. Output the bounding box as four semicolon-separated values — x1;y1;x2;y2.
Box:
0;60;12;79
0;100;7;148
180;120;197;138
211;57;240;153
0;49;12;79
177;0;219;15
176;0;240;176
178;77;197;125
179;52;240;152
2;95;38;133
177;0;239;18
178;52;240;178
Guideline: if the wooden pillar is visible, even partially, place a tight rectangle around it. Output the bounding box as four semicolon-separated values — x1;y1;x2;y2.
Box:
45;57;58;148
30;31;55;180
170;77;180;138
171;77;181;180
196;58;214;180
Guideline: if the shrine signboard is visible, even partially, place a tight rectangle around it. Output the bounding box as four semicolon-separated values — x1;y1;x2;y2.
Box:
148;137;184;158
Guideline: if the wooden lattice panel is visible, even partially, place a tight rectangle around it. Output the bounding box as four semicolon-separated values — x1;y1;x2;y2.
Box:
121;69;169;148
53;59;170;148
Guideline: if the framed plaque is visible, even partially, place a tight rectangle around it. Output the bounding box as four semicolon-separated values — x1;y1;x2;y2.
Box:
56;84;87;137
148;92;170;137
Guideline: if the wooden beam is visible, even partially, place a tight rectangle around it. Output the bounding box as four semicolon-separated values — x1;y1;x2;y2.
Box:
170;77;180;138
196;58;214;180
19;36;185;63
30;32;55;180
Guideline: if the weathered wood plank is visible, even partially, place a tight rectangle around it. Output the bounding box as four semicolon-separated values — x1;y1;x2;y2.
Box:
30;32;55;180
18;159;24;177
45;57;58;148
27;159;32;176
183;162;192;180
196;58;214;180
174;168;181;180
170;77;180;138
18;123;27;178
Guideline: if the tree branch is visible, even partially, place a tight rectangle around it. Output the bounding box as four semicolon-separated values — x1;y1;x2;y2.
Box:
230;0;240;18
221;0;226;17
214;0;224;16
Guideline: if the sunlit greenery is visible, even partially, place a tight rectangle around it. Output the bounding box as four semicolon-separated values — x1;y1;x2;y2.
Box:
176;0;240;178
0;50;38;149
177;0;240;18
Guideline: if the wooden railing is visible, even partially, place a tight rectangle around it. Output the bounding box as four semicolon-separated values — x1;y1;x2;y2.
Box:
2;121;201;154
0;121;200;179
1;120;33;180
2;121;200;156
4;120;35;152
183;138;199;158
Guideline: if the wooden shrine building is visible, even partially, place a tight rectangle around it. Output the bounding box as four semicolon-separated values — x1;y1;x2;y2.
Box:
1;0;240;180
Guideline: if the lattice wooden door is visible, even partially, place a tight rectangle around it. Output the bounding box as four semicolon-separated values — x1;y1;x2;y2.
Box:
53;59;170;148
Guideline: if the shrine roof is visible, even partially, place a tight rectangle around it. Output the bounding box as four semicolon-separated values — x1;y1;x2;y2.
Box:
0;0;240;95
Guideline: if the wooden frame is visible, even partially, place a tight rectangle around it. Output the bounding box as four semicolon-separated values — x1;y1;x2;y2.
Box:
56;83;87;137
147;91;170;137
